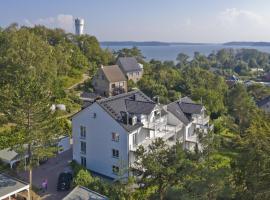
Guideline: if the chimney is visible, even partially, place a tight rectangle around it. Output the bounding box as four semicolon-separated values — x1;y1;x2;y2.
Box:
153;96;159;104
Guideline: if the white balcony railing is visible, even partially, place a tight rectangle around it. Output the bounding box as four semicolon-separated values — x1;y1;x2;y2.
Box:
129;125;178;151
193;116;209;125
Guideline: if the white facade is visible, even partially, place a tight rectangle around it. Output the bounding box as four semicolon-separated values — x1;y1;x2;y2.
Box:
72;94;210;179
167;107;210;151
72;103;129;179
75;18;84;36
72;103;179;179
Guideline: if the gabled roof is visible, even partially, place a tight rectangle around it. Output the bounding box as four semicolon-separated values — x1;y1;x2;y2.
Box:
101;65;126;82
167;97;204;125
0;148;18;163
117;57;142;72
257;96;270;107
97;90;156;132
63;186;108;200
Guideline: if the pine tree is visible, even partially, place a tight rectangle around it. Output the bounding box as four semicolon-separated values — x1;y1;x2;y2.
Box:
0;70;62;196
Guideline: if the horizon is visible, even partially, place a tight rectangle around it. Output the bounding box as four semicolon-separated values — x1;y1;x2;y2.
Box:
1;0;270;43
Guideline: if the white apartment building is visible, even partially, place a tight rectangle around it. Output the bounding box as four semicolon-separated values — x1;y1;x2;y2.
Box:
72;90;210;179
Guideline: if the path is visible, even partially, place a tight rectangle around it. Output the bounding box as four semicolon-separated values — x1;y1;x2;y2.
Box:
67;73;90;90
19;149;73;200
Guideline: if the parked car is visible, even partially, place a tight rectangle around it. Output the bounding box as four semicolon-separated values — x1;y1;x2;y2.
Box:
57;172;73;191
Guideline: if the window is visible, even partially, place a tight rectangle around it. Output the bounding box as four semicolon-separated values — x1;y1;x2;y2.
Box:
81;157;86;167
112;149;119;158
112;132;119;142
112;165;119;174
80;126;86;139
136;72;140;76
133;133;137;146
81;141;86;154
111;83;115;88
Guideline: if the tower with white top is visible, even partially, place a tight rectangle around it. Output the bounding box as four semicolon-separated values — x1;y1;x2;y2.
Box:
75;18;84;36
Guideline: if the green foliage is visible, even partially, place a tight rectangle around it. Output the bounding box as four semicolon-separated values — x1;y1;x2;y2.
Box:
74;169;95;187
227;84;257;132
115;46;144;61
135;139;192;200
247;83;270;101
233;114;270;200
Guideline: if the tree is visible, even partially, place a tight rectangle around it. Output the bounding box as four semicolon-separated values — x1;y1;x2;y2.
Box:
134;139;191;200
186;130;233;200
227;84;257;132
115;47;144;61
176;53;189;67
181;67;228;116
74;169;95;187
0;71;62;197
233;113;270;199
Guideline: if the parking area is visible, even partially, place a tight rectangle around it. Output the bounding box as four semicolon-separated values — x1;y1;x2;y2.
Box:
18;149;73;200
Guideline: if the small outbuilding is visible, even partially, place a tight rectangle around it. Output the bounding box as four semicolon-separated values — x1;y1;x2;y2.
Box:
0;148;28;169
0;173;30;200
62;186;108;200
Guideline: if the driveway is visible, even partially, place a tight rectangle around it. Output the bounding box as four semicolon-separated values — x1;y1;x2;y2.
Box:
19;149;73;200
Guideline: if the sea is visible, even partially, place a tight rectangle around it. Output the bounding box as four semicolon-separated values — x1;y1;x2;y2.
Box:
101;44;270;62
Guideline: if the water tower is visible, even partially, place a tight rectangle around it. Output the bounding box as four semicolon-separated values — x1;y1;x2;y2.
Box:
75;18;84;36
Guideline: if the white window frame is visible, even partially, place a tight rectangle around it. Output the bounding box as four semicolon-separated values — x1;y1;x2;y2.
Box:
112;132;119;142
80;126;86;139
81;141;86;154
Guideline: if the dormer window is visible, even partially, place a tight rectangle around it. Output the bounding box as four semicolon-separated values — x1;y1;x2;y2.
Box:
129;115;137;126
154;110;160;117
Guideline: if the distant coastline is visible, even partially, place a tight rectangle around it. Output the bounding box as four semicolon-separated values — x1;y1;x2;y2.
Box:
223;42;270;46
100;41;210;46
101;41;270;47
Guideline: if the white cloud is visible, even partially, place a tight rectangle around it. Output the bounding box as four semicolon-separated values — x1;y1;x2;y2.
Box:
24;14;74;32
218;8;267;27
211;8;270;42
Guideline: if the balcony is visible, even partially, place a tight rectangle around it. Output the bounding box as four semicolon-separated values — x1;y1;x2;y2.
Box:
112;86;125;96
129;125;178;151
144;116;167;130
193;116;209;125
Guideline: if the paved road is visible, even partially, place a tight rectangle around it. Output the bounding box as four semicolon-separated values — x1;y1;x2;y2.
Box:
19;149;73;200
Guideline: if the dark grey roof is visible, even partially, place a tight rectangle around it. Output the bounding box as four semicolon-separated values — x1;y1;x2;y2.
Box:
257;96;270;107
167;97;204;125
80;92;100;100
117;57;142;73
63;186;108;200
167;102;190;125
0;174;29;199
125;99;156;114
97;90;156;132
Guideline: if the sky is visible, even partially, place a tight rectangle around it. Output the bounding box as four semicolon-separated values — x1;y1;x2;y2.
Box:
1;0;270;43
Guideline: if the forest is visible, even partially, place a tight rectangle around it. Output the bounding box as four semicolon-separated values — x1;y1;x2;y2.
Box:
0;25;270;200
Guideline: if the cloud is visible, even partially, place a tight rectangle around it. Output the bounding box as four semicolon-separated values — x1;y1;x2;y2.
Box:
24;14;74;32
218;8;266;27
